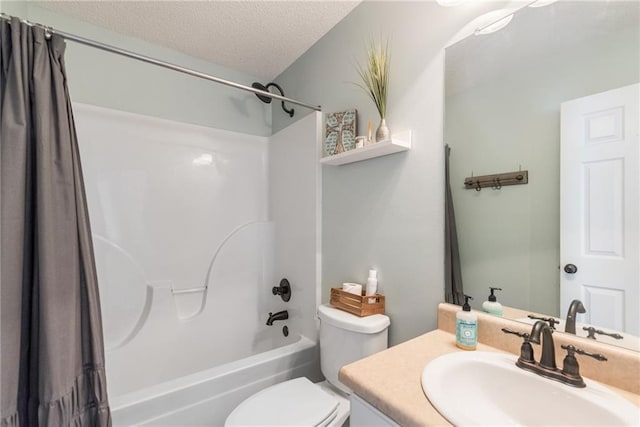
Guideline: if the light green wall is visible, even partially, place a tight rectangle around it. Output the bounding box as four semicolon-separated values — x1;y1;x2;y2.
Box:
1;0;26;16
274;1;508;346
1;1;271;136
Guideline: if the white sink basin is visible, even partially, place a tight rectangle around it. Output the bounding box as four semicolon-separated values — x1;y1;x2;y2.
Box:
422;351;640;426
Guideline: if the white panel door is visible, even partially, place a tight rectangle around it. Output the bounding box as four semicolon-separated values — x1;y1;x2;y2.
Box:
561;83;639;335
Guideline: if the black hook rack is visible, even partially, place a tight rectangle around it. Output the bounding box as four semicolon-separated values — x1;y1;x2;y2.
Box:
464;170;528;191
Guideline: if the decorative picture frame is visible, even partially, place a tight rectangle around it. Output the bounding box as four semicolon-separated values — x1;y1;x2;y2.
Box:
325;109;357;156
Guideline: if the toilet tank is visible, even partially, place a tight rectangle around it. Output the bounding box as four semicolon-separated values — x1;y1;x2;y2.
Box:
318;304;390;394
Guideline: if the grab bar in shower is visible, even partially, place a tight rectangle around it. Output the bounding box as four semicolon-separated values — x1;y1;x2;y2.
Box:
171;286;207;295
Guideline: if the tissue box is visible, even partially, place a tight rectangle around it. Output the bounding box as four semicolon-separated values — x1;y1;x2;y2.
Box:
330;288;385;317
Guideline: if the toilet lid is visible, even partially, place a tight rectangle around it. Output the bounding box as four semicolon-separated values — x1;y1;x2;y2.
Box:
225;377;339;427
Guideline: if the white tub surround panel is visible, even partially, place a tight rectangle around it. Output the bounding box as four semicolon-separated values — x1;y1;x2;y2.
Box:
75;103;278;396
268;112;323;342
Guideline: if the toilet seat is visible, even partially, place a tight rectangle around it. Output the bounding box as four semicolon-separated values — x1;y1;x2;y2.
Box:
225;377;340;427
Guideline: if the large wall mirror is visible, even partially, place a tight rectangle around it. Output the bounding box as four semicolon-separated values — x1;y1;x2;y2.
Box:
445;1;639;351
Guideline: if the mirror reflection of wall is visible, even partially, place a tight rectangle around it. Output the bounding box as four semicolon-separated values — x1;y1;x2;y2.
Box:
445;1;639;331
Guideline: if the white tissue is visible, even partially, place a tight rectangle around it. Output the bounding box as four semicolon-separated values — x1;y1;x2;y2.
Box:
342;282;363;295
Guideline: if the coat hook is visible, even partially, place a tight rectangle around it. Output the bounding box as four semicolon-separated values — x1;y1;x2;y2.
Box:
475;180;481;192
496;177;502;190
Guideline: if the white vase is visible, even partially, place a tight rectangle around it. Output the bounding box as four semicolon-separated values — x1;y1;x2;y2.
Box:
376;118;390;142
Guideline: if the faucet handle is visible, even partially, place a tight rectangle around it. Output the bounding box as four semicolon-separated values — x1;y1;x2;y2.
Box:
561;344;607;362
582;326;624;341
501;328;529;340
502;328;534;363
527;314;559;330
560;344;607;388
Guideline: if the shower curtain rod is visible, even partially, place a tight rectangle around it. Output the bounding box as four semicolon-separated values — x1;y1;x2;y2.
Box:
0;13;322;112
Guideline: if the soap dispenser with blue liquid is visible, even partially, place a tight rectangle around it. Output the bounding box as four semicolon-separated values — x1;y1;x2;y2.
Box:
456;295;477;351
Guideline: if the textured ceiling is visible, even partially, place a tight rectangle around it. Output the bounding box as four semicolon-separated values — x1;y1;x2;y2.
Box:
34;1;361;80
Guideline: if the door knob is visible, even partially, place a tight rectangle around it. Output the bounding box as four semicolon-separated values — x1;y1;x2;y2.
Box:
564;264;578;274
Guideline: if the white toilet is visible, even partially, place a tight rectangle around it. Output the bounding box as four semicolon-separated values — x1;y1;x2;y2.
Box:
225;304;391;427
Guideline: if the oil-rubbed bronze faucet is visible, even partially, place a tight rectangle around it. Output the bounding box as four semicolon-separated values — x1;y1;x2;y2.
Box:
565;299;586;334
528;321;557;370
266;310;288;326
503;321;607;388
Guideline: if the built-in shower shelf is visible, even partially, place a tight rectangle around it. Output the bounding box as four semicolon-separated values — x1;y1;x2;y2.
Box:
320;131;411;166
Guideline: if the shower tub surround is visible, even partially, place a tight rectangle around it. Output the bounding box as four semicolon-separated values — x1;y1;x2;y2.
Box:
74;104;322;423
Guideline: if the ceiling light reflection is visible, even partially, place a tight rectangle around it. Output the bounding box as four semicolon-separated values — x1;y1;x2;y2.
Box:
193;153;213;166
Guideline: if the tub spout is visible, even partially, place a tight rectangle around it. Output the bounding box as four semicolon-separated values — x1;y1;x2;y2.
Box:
266;310;288;326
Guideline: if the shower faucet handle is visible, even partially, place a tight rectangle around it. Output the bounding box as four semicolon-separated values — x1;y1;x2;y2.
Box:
272;278;291;302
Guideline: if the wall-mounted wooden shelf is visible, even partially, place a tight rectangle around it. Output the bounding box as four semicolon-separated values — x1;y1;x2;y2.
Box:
320;130;411;166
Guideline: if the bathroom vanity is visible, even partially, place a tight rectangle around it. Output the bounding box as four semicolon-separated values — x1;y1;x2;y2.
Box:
339;304;640;426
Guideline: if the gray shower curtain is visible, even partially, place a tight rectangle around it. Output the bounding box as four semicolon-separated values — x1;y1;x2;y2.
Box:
444;145;464;305
1;18;111;426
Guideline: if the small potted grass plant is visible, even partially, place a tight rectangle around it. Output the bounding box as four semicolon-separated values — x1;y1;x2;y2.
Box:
356;38;390;142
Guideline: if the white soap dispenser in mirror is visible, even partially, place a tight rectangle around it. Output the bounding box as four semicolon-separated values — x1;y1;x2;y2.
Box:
482;287;503;317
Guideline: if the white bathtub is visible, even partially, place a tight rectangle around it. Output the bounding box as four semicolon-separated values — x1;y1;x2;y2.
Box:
111;335;322;426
